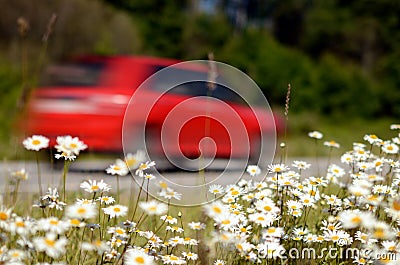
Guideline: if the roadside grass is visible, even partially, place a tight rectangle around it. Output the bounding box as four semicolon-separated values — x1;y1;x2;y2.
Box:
279;112;398;157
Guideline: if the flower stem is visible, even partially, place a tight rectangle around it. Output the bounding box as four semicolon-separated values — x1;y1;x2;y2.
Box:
62;160;70;202
36;152;43;196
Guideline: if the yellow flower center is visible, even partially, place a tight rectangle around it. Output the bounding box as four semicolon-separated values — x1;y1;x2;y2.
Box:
45;238;55;247
374;228;385;239
114;207;121;212
16;221;25;227
213;206;222;214
221;220;230;225
351;216;362;224
126;158;137;167
231;190;239;196
78;207;87;214
159;182;168;189
0;212;8;220
32;139;41;145
393;200;400;211
70;219;81;226
135;256;145;264
264;205;272;211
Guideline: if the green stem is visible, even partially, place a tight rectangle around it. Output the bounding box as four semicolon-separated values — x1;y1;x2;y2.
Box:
131;177;145;221
116;175;120;203
62;160;70;202
36;152;43;196
13;179;21;206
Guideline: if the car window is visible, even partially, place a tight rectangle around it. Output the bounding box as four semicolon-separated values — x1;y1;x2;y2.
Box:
150;67;246;105
40;62;105;87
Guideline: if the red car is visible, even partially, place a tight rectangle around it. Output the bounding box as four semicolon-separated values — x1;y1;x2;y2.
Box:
24;55;282;165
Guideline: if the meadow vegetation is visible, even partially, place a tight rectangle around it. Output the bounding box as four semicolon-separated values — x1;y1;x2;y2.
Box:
1;126;400;264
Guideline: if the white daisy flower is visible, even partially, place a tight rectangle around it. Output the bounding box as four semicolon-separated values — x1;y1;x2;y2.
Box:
98;196;115;205
324;140;340;148
158;188;182;200
80;179;111;193
6;249;26;261
106;159;129;176
22;135;49;151
246;165;261;176
125;150;147;169
11;169;28;180
33;233;67;258
204;201;229;218
55;135;87;155
65;203;97;219
102;204;128;218
209;184;224;195
124;248;155;265
81;240;110;255
292;160;311;170
139;200;168;216
188;221;206;230
54;152;76;161
135;161;155;177
214;260;226;265
390;124;400;130
37;217;70;234
162;254;186;264
308;131;323;139
160;215;177;224
382;142;399;154
182;252;198;261
267;163;289;173
363;134;382;145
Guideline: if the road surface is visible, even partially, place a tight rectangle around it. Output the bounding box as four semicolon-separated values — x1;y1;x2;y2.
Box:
0;157;336;206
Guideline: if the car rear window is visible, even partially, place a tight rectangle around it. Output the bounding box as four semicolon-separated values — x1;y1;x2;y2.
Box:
40;62;105;87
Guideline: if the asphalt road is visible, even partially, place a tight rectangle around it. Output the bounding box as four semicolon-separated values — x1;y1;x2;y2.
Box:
0;157;335;206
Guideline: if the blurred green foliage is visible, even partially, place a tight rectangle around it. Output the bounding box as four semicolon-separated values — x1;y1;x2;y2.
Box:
102;0;399;119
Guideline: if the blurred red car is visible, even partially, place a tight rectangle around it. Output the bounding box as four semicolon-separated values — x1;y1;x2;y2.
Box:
24;55;283;162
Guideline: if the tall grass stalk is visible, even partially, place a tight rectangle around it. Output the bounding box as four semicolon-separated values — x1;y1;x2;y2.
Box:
61;160;70;202
282;83;291;164
36;152;43;196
